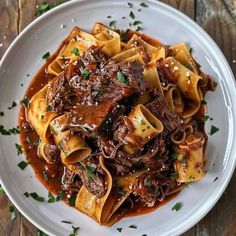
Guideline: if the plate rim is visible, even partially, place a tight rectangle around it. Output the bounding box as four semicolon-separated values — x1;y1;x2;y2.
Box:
0;0;236;235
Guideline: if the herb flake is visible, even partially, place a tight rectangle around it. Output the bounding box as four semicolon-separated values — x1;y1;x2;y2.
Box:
9;205;17;220
117;72;129;84
29;192;45;202
210;125;219;135
8;101;17;110
81;69;90;79
42;52;50;60
22;97;30;109
129;224;137;229
68;195;76;206
17;161;28;170
116;227;122;232
129;11;135;19
128;2;133;8
116;187;125;196
140;2;148;7
15;143;23;155
86;166;96;180
172;202;182;211
0;184;4;193
71;47;80;56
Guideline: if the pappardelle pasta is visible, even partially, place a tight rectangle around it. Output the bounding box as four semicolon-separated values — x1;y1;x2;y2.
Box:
19;23;215;226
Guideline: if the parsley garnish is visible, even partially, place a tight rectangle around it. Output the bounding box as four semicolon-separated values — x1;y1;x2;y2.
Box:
48;192;57;203
24;192;29;197
145;178;152;187
29;192;45;202
81;69;90;79
129;224;137;229
17;161;28;170
46;104;52;112
36;229;48;236
0;184;4;193
213;177;218;182
71;47;80;56
86;166;96;180
172;202;182;211
9;205;17;220
210;125;219;135
136;26;143;31
0;111;4;116
22;97;30;109
117;72;129;84
140;2;148;7
56;191;64;201
68;195;76;206
69;225;80;236
92;89;108;97
128;2;133;8
142;235;147;236
9;127;20;134
15;143;23;155
109;20;116;28
169;152;178;160
8;101;17;110
42;52;50;60
61;220;72;224
129;11;135;19
133;20;142;26
116;227;122;232
181;154;187;164
116;187;125;196
107;15;112;18
202;115;209;122
170;172;179;180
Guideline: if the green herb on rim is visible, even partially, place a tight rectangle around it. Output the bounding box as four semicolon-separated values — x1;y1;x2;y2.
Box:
136;26;143;31
48;192;56;203
86;166;96;180
17;161;28;170
42;170;49;181
140;2;148;7
22;97;30;109
170;172;179;180
29;192;45;202
9;205;17;220
129;224;137;229
142;234;147;236
214;81;218;87
129;11;135;19
128;2;133;8
56;191;64;201
107;15;112;18
109;20;116;28
69;225;80;236
210;117;213;121
81;69;90;79
189;47;193;54
172;202;182;211
37;229;49;236
42;52;50;60
0;111;4;116
213;177;218;182
133;20;142;26
181;154;187;165
71;47;80;56
21;83;24;87
8;101;17;110
116;187;125;196
15;143;23;155
0;184;4;193
202;115;209;122
24;192;29;198
0;126;11;135
9;127;20;134
210;125;219;136
117;72;129;84
116;227;122;232
61;220;72;224
68;195;76;206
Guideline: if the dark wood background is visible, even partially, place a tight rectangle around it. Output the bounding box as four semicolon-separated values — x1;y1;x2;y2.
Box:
0;0;236;235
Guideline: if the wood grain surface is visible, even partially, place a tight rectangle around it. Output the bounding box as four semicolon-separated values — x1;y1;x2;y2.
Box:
0;0;236;235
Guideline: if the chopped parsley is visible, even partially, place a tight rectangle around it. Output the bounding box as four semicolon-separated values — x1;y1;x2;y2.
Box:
86;166;96;180
0;126;11;135
128;2;133;8
22;97;30;109
36;229;48;236
142;235;147;236
42;52;50;60
9;127;20;134
116;227;122;232
69;225;80;236
107;15;112;18
42;170;48;181
136;26;143;32
202;115;209;122
48;192;57;203
0;111;4;116
170;172;179;180
169;152;178;160
172;202;182;211
15;143;23;155
129;11;135;19
81;69;90;79
129;224;137;229
24;192;29;197
189;47;193;54
9;205;17;220
29;192;45;202
133;20;142;26
140;2;148;7
117;72;129;84
145;178;152;187
17;161;28;170
116;187;125;196
61;220;72;224
109;20;116;28
71;47;80;56
92;89;108;97
210;125;219;135
56;191;64;201
213;177;218;182
0;184;4;193
8;101;17;110
68;195;76;206
181;154;187;164
46;104;52;112
140;119;146;125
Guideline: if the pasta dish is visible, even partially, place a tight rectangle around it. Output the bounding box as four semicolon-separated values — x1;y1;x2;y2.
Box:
18;23;215;226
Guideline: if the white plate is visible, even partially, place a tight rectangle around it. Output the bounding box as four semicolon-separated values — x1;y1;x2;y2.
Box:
0;0;236;235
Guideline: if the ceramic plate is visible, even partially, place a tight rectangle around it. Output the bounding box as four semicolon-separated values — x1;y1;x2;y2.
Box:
0;0;236;235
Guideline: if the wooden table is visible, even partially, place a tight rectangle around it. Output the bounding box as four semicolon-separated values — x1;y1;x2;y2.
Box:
0;0;236;235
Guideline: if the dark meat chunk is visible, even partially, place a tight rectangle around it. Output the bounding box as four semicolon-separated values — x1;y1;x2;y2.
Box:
43;144;60;164
157;58;175;86
146;92;180;136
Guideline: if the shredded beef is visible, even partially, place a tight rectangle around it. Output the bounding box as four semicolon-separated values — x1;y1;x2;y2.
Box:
43;144;60;164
